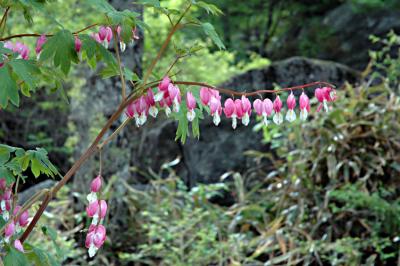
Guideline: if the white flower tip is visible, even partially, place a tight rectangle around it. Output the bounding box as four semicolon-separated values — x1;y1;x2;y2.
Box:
88;245;98;258
187;110;196;122
154;92;164;102
273;113;283;125
213;114;221;126
149;106;158;118
165;107;171;117
285;110;296;122
86;192;98;203
119;42;126;52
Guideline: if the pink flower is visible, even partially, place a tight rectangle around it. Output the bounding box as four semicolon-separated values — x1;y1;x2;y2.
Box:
91;33;102;44
0;178;6;190
98;26;113;47
224;98;238;129
234;99;244;119
253;98;273;126
146;90;158;118
125;102;136;118
168;84;181;113
186;92;197;122
200;87;211;106
2;188;12;200
116;26;126;52
99;200;107;219
91;175;102;193
240;96;252;126
315;86;336;112
285;92;297;122
75;36;82;53
273;95;283;125
299;92;310;121
14;239;24;252
13;42;29;60
4;221;15;241
4;41;13;50
86;201;99;218
209;97;222;126
132;27;140;40
154;77;171;102
13;205;29;227
35;34;46;55
85;224;106;257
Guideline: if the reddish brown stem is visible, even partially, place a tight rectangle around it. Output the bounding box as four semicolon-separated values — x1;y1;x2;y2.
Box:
0;7;10;32
172;81;336;96
0;23;98;41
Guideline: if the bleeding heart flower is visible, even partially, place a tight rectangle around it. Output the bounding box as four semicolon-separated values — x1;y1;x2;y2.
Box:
186;92;197;122
75;36;82;53
224;98;238;129
210;97;222;126
299;92;310;121
273;95;283;125
286;92;297;122
14;239;24;252
168;84;181;113
4;221;15;242
146;90;158;118
35;34;46;57
200;87;211;106
253;98;273;126
85;224;106;257
240;96;252;126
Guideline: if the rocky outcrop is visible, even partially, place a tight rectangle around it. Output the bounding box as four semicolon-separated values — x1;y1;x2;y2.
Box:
135;57;360;184
271;3;400;70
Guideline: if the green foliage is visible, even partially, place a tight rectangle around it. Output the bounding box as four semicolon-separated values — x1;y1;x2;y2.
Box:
0;144;58;183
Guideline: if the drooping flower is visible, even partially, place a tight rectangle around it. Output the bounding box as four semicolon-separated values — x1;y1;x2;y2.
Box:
210;96;222;126
98;26;113;48
145;90;158;118
35;34;46;57
186;92;197;122
14;239;24;252
273;95;283;125
0;178;6;190
132;27;140;40
85;224;106;257
13;205;29;227
223;98;238;129
285;92;297;122
116;26;126;52
4;221;15;242
86;200;107;225
315;87;336;113
299;92;310;121
168;84;181;113
154;77;171;102
86;175;102;203
75;36;82;53
240;96;252;126
200;87;211;106
91;33;102;44
253;98;273;126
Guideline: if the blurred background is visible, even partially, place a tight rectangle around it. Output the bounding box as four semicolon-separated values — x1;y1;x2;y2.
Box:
1;0;400;265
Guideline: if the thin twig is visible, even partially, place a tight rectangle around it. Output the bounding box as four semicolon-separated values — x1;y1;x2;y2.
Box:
0;23;98;41
0;7;10;36
98;118;131;149
112;26;127;100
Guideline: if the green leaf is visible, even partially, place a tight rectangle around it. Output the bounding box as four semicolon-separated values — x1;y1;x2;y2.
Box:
24;243;60;266
124;67;139;82
0;146;11;164
0;65;19;108
0;166;14;185
195;1;223;16
4;247;29;266
9;59;40;88
100;64;119;79
137;0;160;7
86;0;115;13
175;104;189;144
40;30;78;75
201;22;225;50
24;148;59;178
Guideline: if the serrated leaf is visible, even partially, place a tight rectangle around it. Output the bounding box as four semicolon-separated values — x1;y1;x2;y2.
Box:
137;0;161;7
100;64;119;79
175;104;189;144
9;59;40;88
201;22;225;50
86;0;115;13
124;67;139;81
0;166;14;185
195;1;223;15
0;65;19;108
40;30;78;75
